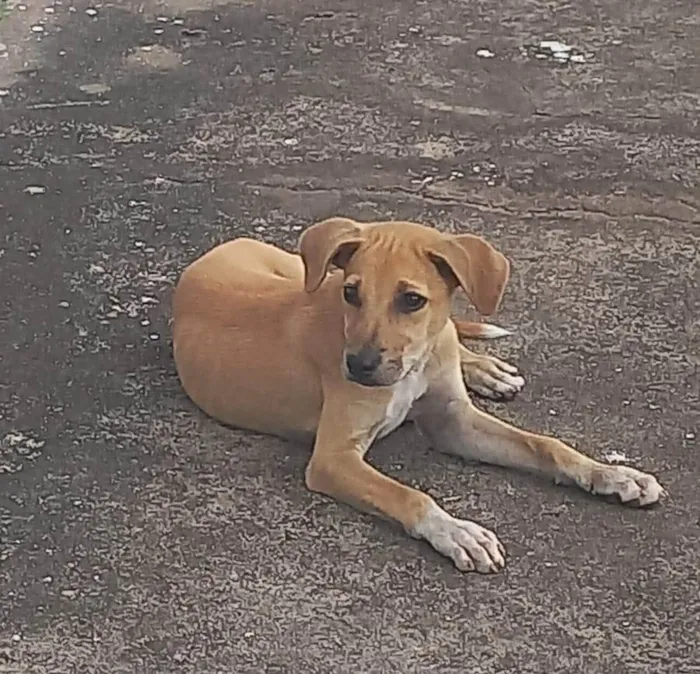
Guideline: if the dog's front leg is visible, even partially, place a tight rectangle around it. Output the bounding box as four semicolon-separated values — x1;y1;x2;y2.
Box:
305;397;506;573
414;370;665;507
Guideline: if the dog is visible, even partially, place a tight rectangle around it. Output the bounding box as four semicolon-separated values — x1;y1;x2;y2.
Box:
172;217;664;573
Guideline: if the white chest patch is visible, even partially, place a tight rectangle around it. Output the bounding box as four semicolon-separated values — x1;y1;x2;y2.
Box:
375;370;429;440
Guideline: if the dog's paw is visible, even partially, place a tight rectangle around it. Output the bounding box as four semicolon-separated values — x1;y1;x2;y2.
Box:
588;464;665;507
410;502;506;573
461;353;525;400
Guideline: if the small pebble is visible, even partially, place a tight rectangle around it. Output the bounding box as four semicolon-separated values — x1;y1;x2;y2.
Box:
11;634;21;643
476;48;495;58
149;333;160;341
31;25;45;33
686;432;696;440
603;451;630;464
24;185;47;195
540;40;571;52
58;301;70;308
85;8;98;16
79;83;111;94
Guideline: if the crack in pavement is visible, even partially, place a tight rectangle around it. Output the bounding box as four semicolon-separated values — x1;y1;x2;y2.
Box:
532;109;666;121
246;182;700;227
25;100;113;110
146;175;208;186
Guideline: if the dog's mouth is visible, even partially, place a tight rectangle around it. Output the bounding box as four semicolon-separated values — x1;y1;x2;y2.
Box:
342;345;431;387
346;373;387;388
349;368;405;388
342;360;410;388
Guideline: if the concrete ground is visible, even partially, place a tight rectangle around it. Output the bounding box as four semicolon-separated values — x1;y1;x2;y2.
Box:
1;0;699;672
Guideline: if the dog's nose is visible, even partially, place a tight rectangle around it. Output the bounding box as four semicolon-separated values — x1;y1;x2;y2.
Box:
345;347;382;380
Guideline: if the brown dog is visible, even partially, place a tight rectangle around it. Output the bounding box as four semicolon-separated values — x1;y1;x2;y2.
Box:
172;217;664;573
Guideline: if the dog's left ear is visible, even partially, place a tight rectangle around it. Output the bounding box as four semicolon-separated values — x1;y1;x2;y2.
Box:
429;234;510;315
298;217;366;292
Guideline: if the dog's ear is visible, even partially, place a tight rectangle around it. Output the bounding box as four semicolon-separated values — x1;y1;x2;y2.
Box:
429;234;510;315
299;217;366;292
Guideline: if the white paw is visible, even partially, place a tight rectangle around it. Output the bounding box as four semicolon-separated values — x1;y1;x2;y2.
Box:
588;464;665;507
410;502;506;573
462;355;525;400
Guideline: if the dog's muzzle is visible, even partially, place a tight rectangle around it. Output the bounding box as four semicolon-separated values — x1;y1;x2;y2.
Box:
345;347;382;386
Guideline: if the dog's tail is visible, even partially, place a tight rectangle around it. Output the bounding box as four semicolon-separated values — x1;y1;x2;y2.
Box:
452;319;513;340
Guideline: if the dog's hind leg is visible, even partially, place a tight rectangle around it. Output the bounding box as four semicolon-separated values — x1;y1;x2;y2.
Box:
451;320;524;399
458;344;525;400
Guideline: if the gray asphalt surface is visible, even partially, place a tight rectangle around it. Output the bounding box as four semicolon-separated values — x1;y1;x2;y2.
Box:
1;0;699;672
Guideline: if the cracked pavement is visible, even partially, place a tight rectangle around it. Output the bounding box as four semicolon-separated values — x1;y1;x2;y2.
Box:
0;0;699;672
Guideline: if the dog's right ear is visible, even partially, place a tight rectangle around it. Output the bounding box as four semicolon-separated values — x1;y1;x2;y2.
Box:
298;217;366;292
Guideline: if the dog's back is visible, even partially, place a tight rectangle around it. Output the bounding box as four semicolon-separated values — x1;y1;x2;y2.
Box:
172;238;334;439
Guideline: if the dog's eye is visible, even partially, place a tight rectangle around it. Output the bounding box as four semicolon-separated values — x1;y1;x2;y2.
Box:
397;291;427;313
343;284;361;307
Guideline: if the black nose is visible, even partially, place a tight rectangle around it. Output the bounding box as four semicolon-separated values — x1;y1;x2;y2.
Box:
345;347;382;379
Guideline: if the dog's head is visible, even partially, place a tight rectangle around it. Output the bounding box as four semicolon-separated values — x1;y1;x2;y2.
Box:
299;217;510;387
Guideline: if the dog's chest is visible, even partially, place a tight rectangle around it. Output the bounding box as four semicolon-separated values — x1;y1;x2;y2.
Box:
375;372;429;440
